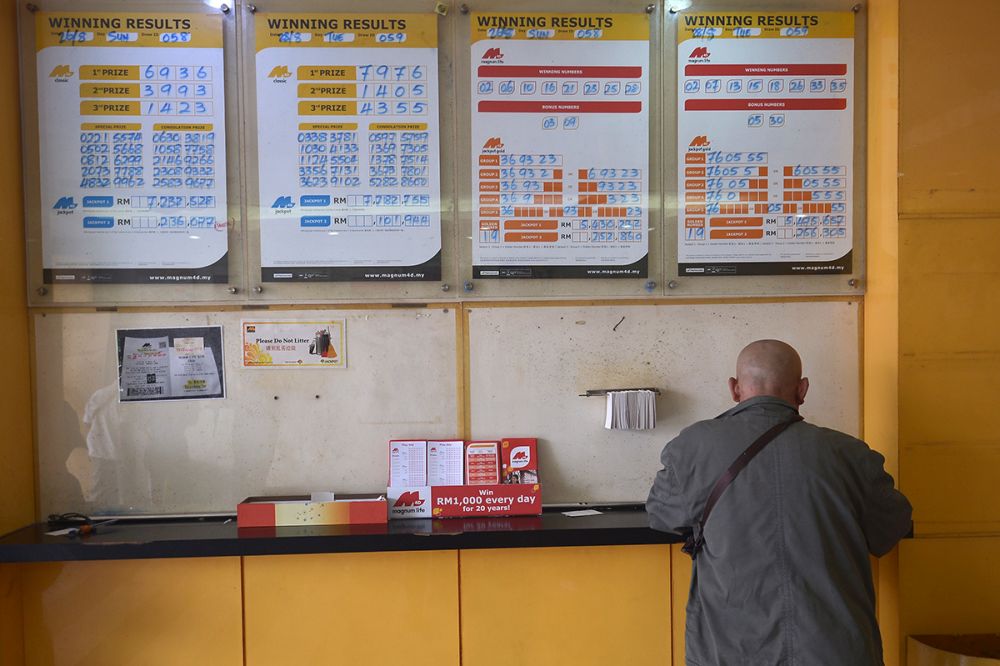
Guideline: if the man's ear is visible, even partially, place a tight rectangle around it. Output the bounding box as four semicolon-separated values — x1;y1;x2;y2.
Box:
796;377;809;405
728;377;741;403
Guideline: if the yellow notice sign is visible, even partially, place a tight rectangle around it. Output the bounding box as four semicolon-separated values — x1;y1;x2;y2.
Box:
298;122;358;130
79;65;139;80
298;100;357;116
677;12;854;42
297;65;357;80
368;123;428;131
80;83;139;98
152;123;213;131
80;123;141;130
471;13;648;42
242;320;347;369
80;100;139;116
36;12;222;49
256;13;436;50
297;83;357;98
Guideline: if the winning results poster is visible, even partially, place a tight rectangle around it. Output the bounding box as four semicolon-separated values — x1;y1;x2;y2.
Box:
255;13;442;282
36;11;228;284
471;13;650;279
677;12;855;276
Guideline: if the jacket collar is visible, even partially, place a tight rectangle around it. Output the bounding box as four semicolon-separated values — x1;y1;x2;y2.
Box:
717;395;800;419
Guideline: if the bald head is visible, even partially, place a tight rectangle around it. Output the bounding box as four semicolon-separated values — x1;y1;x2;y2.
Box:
728;339;809;406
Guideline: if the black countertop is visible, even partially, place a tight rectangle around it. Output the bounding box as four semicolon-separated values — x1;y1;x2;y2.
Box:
0;509;681;563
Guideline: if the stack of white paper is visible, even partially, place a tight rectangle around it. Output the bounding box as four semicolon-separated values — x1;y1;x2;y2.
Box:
604;390;657;430
427;440;465;485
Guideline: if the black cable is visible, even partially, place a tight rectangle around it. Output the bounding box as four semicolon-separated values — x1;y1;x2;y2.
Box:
47;512;92;525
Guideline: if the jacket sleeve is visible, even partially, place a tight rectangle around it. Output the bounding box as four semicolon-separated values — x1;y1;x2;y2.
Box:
646;437;693;535
860;447;913;556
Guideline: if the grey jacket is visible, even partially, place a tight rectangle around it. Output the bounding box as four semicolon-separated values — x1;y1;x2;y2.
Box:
647;396;912;666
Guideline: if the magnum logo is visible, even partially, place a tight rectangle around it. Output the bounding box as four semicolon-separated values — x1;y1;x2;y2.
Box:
482;137;504;150
49;64;74;78
689;135;710;147
482;47;503;60
268;65;292;78
393;491;425;507
688;46;710;59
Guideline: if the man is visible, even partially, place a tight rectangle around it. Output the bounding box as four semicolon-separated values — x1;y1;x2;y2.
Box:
647;340;912;666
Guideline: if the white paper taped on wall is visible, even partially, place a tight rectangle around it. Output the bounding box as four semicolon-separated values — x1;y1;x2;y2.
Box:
604;390;656;430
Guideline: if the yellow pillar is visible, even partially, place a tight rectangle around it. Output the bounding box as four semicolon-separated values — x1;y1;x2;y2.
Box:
897;0;1000;661
864;1;901;664
0;2;33;659
0;0;35;539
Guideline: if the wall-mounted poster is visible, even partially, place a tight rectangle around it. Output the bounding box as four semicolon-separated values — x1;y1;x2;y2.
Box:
677;12;854;276
116;326;225;402
241;319;347;369
254;13;442;282
470;13;650;279
36;12;229;284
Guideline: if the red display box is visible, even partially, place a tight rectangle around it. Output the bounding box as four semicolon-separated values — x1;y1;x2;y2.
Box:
387;484;541;520
237;494;388;528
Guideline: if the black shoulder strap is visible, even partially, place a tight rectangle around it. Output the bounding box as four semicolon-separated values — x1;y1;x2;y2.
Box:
682;414;802;558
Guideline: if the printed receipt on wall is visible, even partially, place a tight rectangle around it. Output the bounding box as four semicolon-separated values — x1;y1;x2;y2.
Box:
168;341;221;397
118;326;224;402
121;336;171;400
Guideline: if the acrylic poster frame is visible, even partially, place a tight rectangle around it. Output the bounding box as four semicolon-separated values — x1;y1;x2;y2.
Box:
661;0;867;296
455;0;664;300
18;0;245;306
18;0;867;305
241;0;459;303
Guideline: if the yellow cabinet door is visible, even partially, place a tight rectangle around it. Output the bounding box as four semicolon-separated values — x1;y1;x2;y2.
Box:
460;545;671;666
20;557;243;666
244;550;460;666
1;564;23;666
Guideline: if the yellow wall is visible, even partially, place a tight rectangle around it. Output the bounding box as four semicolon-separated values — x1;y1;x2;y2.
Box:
0;0;36;538
897;0;1000;657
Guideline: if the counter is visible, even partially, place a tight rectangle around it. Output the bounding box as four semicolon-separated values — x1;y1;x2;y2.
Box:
0;507;680;562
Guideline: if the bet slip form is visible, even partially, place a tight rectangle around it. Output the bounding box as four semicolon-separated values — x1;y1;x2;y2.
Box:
36;12;228;284
255;13;442;282
471;13;650;279
677;12;854;276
